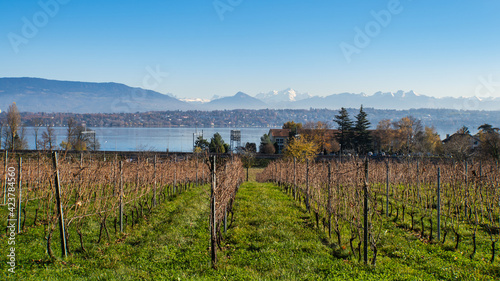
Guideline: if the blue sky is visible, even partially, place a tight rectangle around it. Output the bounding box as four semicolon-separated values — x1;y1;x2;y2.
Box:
1;0;500;99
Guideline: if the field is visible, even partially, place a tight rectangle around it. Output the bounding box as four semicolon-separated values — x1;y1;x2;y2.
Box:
1;154;500;280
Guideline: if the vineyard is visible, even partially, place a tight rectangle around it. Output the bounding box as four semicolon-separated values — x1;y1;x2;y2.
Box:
257;158;500;265
0;152;243;264
2;152;500;279
208;156;245;268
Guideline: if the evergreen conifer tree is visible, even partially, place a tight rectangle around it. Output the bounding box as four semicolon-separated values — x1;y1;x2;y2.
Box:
333;107;353;153
354;105;372;154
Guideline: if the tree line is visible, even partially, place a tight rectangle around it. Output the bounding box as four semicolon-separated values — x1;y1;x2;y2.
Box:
256;105;500;162
0;103;100;152
3;100;498;161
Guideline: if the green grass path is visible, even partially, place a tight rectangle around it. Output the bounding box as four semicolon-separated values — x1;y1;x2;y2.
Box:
218;182;336;280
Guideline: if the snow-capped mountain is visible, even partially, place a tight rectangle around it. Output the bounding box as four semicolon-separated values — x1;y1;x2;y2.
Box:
372;90;420;98
3;77;499;112
179;97;210;104
179;89;500;111
255;88;311;104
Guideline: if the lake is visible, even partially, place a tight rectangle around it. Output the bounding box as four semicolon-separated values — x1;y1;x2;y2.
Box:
21;127;276;152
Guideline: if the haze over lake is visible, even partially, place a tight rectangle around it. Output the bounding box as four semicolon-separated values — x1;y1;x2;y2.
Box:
23;127;275;152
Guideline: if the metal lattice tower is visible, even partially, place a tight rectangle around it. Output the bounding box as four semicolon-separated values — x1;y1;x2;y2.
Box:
230;130;241;152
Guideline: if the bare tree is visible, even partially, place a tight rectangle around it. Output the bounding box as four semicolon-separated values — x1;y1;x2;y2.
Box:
60;119;99;151
239;143;256;181
39;126;57;151
61;118;78;150
32;118;43;150
3;103;25;151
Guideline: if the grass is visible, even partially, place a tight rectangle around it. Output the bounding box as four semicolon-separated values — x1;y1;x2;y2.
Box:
217;181;335;280
1;186;214;280
2;180;500;280
246;167;263;182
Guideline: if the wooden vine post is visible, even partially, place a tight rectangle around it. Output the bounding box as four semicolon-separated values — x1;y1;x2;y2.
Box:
196;157;199;186
306;159;310;212
386;161;389;217
437;167;441;241
3;151;7;205
293;157;297;200
327;162;332;238
119;161;124;233
274;163;278;185
16;157;22;233
464;161;468;219
210;155;217;269
224;207;228;234
153;155;157;207
416;161;420;199
52;152;68;258
363;158;369;264
174;158;177;194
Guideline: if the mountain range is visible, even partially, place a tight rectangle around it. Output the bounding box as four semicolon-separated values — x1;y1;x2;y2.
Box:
0;77;497;113
0;77;191;113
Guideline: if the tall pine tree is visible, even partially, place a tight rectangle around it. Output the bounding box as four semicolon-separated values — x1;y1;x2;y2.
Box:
333;107;353;153
354;105;372;154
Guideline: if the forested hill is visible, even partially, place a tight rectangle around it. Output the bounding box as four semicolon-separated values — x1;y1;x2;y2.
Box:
0;77;192;113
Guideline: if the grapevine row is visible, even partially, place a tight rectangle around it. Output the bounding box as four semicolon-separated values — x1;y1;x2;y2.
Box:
257;158;500;264
0;152;210;257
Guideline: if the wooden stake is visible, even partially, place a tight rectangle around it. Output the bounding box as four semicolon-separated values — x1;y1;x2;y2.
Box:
52;152;67;258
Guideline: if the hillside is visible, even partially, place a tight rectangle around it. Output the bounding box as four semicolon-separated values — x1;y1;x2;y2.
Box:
0;77;193;113
201;91;267;110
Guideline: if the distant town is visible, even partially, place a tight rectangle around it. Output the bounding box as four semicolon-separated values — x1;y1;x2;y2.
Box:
1;102;498;161
8;108;500;137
